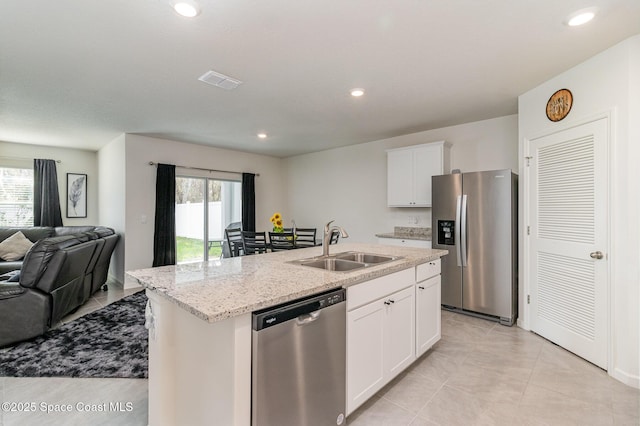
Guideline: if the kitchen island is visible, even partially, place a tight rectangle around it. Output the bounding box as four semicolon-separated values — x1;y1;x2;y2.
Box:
127;243;447;426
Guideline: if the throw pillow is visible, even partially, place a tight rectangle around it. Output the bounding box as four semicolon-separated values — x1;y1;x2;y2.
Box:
0;231;34;261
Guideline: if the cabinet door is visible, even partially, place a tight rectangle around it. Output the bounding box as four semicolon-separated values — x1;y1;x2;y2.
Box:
384;286;415;379
347;300;386;415
413;145;443;206
416;275;441;357
387;149;413;206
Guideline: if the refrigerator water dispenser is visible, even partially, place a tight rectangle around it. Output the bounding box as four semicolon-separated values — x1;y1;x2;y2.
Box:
437;220;455;245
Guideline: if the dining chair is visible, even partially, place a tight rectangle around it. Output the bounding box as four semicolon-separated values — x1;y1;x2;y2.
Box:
225;228;245;257
294;228;317;248
242;231;269;255
330;230;340;245
269;232;296;251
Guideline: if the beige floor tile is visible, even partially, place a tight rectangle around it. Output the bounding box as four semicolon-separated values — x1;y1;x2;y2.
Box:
529;343;615;409
348;395;415;426
518;383;614;425
429;336;476;358
474;401;529;426
410;350;465;384
380;369;443;414
460;345;538;378
610;380;640;421
417;384;491;425
408;417;439;426
446;363;528;404
441;320;493;344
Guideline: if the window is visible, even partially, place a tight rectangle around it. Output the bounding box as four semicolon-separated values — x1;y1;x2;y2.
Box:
175;176;242;263
0;167;34;226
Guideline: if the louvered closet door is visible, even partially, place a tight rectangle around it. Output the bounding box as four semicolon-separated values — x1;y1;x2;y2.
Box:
529;118;608;369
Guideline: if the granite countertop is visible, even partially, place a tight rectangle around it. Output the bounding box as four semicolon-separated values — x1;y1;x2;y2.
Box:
375;226;432;241
127;243;447;324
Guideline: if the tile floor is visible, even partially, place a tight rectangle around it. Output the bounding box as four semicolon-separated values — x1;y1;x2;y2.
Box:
2;289;639;426
348;310;640;426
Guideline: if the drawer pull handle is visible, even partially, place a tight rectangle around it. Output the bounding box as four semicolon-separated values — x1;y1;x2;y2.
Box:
418;286;425;290
383;299;396;305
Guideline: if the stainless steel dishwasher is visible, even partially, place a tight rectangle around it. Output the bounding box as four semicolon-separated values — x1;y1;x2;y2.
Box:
252;287;346;426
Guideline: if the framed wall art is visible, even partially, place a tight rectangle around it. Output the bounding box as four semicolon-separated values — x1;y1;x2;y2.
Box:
546;88;573;122
67;173;87;218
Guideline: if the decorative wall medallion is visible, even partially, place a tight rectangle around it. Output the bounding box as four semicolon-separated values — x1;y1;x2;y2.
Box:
546;89;573;122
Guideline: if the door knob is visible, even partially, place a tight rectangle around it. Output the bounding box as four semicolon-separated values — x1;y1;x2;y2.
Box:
590;251;604;260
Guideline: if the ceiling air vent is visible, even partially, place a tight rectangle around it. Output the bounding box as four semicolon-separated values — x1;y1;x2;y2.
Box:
198;70;243;90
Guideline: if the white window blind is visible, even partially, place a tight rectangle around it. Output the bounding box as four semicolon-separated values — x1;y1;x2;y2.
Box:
0;167;34;226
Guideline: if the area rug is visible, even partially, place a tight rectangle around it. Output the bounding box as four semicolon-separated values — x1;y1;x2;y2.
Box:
0;291;148;379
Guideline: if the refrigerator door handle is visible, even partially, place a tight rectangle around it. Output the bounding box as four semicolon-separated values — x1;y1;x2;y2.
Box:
460;194;468;267
455;195;462;266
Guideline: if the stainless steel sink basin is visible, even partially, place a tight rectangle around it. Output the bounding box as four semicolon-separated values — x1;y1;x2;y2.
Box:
288;251;402;272
297;258;367;272
334;252;395;264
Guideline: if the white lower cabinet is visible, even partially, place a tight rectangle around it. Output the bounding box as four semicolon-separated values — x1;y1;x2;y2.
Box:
346;269;415;415
416;259;442;357
416;275;441;357
346;261;442;416
384;286;416;377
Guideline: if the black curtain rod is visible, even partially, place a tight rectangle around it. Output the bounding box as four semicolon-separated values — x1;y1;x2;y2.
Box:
148;161;259;177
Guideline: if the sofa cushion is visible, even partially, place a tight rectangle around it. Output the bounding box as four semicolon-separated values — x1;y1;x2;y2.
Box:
54;226;100;236
0;227;54;244
0;231;34;261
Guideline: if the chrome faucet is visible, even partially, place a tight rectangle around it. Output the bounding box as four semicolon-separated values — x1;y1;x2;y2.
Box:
322;220;349;257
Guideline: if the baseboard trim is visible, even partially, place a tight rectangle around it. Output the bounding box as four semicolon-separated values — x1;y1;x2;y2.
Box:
610;367;640;389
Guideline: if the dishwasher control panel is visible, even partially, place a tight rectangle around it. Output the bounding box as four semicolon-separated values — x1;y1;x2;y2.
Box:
252;288;346;331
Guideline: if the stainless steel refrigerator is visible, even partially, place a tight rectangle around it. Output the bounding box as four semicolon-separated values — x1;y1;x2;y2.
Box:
431;169;518;326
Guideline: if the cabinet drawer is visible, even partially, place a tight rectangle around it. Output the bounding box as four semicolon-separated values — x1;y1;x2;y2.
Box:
416;259;441;282
347;268;414;311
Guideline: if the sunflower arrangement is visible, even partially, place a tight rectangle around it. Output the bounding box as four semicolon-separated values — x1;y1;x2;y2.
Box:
270;212;284;233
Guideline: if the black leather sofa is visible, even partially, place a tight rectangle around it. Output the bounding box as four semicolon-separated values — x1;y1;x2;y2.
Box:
0;226;119;347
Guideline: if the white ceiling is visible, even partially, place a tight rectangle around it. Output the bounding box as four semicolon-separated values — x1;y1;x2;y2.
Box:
1;1;639;158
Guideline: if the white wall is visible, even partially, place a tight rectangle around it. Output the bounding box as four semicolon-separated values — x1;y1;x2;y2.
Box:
283;115;518;242
0;141;99;225
518;35;640;388
123;135;286;281
97;134;126;284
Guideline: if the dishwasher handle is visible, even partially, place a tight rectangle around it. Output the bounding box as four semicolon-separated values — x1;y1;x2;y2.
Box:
252;288;346;331
296;310;321;326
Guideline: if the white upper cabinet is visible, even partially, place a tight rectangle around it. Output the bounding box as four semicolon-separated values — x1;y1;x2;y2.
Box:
387;141;451;207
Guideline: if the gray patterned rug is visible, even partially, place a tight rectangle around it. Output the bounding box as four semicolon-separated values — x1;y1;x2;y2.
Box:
0;291;148;378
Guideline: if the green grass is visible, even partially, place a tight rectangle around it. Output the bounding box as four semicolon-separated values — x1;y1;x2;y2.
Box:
177;236;223;263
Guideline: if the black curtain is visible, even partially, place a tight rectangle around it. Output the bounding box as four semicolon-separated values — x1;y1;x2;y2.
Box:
33;159;63;227
242;173;256;232
153;164;176;267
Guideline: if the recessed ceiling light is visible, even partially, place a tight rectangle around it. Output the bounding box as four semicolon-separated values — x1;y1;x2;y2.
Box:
257;133;267;139
350;88;365;97
566;8;596;26
173;1;200;18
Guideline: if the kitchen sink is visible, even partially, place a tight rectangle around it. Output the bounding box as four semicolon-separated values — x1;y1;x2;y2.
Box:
334;252;395;264
297;258;367;272
289;251;402;272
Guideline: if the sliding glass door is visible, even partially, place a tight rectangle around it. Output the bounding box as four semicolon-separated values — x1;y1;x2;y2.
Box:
175;176;241;264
